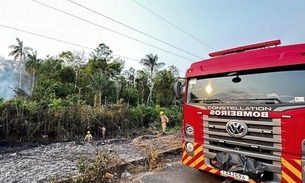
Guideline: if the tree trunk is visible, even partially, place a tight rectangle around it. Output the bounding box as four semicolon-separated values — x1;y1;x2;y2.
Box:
31;70;36;91
99;91;102;106
146;90;151;105
19;64;22;88
94;94;97;107
141;87;144;104
74;73;78;89
116;87;119;103
19;56;24;89
147;82;154;106
146;72;154;106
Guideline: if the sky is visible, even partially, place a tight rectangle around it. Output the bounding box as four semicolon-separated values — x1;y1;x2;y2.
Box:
0;0;305;78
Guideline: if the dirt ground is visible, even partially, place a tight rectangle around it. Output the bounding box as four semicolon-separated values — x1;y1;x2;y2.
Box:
117;131;225;183
0;130;230;183
0;131;183;183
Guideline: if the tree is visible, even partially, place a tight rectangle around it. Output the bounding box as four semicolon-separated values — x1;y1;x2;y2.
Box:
154;67;177;106
114;75;126;103
140;54;165;105
8;38;32;88
25;50;42;91
88;71;112;107
123;67;136;88
135;70;149;105
38;56;63;80
59;50;86;89
105;58;125;78
58;66;76;84
58;51;74;66
88;43;113;73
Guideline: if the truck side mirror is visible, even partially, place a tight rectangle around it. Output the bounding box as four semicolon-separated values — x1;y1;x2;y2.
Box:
174;81;182;99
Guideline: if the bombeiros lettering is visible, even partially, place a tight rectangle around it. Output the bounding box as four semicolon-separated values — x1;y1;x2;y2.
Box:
207;106;272;111
210;110;268;117
207;105;270;117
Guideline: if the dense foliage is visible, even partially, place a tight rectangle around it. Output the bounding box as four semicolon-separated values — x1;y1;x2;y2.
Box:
0;39;184;141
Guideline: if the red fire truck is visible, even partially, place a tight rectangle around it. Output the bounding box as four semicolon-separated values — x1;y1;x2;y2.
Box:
174;40;305;183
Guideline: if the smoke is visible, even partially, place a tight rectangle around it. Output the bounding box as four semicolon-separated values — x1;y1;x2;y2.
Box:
0;57;31;100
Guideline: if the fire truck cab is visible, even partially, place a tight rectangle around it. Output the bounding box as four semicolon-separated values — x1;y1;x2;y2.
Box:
174;40;305;183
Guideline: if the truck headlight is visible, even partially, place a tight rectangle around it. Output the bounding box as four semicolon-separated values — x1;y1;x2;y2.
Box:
186;125;194;136
185;142;194;152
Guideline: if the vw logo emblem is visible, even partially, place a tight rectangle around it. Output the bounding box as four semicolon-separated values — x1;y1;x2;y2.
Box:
225;120;248;138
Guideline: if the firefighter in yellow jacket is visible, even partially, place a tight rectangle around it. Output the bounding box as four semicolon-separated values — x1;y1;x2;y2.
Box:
84;131;93;142
160;111;169;135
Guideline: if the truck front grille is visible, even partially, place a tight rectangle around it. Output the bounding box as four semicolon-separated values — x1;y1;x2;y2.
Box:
203;115;282;180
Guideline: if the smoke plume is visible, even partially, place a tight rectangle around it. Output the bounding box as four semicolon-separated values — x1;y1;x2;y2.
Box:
0;57;31;100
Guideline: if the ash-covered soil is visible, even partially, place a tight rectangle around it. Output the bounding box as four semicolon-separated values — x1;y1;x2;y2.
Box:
0;131;181;183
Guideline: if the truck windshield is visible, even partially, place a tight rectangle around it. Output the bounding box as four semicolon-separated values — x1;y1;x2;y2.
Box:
187;70;305;104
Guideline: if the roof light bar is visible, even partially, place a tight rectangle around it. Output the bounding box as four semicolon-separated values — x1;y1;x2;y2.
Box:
209;40;281;57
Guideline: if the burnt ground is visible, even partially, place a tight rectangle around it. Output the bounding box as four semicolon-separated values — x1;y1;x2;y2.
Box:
0;131;182;183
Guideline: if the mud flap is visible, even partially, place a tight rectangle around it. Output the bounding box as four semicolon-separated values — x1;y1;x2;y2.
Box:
213;152;265;181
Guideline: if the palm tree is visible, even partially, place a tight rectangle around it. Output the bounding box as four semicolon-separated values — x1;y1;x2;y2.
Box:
140;54;165;105
25;50;41;91
9;38;32;88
